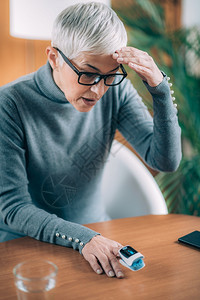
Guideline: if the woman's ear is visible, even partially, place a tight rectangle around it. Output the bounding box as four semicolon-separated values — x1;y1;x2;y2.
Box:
46;46;59;70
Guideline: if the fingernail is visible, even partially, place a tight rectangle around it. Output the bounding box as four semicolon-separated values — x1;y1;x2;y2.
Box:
96;269;102;275
117;271;124;278
117;57;123;62
108;270;115;277
113;53;118;59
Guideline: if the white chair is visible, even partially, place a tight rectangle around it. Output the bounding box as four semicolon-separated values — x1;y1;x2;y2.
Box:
101;140;168;219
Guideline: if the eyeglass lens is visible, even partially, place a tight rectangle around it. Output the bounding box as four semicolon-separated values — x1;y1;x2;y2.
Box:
79;73;125;86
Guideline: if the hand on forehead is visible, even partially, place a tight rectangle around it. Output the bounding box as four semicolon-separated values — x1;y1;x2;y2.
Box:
113;47;148;59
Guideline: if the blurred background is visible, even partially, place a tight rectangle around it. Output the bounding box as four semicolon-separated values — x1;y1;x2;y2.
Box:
0;0;199;216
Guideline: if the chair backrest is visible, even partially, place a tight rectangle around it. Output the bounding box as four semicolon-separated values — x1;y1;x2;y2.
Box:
101;140;168;219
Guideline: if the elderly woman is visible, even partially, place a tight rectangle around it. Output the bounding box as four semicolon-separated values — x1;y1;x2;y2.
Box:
0;2;181;278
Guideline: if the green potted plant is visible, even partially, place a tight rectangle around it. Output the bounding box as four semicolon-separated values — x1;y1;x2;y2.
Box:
114;0;200;215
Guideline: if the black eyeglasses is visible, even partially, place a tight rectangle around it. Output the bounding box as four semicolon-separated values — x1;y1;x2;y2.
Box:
54;47;127;86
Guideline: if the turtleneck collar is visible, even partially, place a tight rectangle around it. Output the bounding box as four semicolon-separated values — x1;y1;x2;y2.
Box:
34;61;69;104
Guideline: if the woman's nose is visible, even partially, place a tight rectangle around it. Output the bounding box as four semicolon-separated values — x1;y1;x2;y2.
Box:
90;79;105;95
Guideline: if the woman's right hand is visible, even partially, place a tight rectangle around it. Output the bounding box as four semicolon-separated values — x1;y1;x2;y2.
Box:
82;235;125;278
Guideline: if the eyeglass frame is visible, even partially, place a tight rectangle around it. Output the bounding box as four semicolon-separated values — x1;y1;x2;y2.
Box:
53;47;127;86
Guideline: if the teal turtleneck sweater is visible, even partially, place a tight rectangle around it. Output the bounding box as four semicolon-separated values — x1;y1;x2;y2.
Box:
0;62;181;253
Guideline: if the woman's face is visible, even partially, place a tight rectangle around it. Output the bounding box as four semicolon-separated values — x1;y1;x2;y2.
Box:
47;47;119;112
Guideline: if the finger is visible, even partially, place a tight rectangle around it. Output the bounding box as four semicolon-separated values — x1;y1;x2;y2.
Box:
97;253;116;278
112;50;147;62
112;245;123;257
129;62;162;86
117;56;152;67
112;52;119;59
129;62;152;75
128;62;150;80
116;47;149;59
109;255;124;279
112;50;133;60
85;254;103;275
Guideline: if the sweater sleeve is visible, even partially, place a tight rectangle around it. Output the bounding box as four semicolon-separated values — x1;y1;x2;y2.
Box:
0;97;99;253
117;73;182;172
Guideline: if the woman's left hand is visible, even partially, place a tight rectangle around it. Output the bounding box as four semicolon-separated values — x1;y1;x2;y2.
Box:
112;47;163;87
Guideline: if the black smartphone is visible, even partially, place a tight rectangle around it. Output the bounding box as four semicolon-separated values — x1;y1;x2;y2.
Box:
178;231;200;249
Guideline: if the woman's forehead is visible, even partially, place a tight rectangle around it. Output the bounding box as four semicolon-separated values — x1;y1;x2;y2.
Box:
74;52;119;73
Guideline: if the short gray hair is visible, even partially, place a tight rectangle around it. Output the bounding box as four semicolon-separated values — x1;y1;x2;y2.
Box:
51;2;127;60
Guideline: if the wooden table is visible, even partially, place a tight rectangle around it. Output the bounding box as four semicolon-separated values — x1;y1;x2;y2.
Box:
0;214;200;299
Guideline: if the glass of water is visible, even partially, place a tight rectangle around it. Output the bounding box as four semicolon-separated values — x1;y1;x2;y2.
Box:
13;260;58;300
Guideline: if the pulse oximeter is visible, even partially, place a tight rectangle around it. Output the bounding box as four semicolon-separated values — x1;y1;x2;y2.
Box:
118;245;145;271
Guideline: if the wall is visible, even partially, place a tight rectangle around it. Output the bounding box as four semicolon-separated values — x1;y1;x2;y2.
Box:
0;0;50;86
182;0;200;27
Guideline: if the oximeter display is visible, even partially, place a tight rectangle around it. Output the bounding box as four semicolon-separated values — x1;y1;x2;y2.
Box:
120;246;138;258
